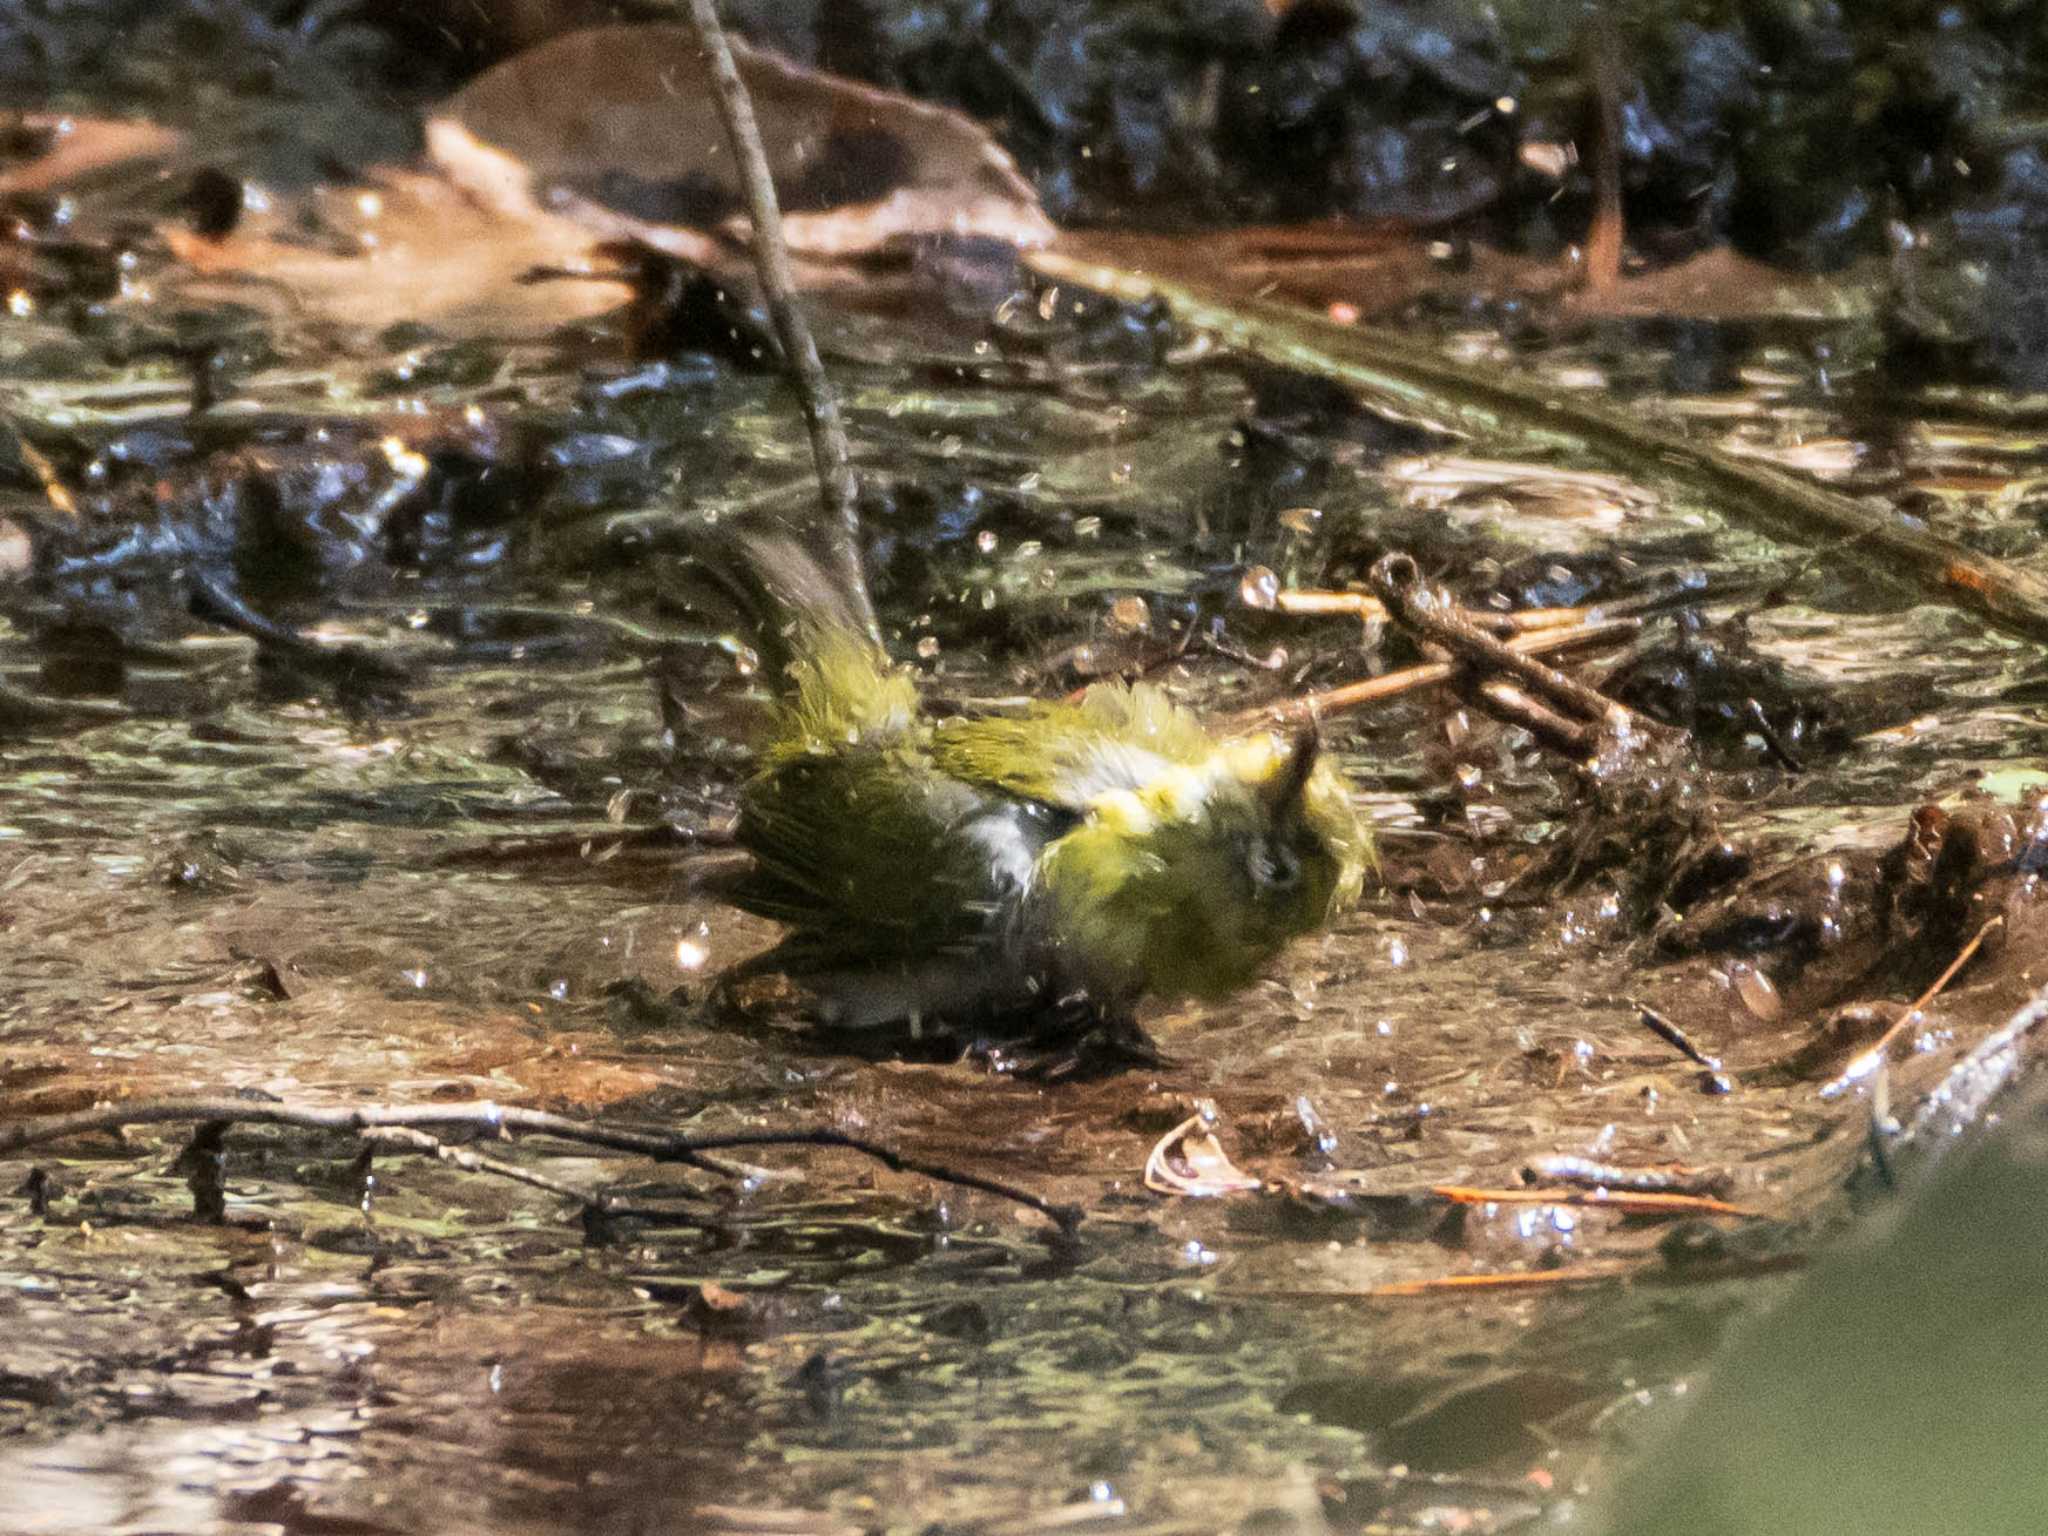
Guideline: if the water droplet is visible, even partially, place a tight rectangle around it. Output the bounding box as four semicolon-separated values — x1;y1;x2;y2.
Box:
916;635;941;659
676;938;709;971
1108;595;1150;634
976;529;999;554
1384;937;1410;968
1239;565;1279;611
548;979;569;1000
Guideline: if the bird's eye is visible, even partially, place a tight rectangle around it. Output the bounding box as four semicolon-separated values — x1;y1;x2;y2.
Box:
1249;837;1302;893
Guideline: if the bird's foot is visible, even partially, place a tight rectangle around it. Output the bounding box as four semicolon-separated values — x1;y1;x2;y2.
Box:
970;999;1173;1082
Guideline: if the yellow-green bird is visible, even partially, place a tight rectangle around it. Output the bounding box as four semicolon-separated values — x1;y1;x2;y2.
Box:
702;523;1370;1043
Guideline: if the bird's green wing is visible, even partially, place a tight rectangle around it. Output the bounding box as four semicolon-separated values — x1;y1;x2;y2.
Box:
733;739;1006;964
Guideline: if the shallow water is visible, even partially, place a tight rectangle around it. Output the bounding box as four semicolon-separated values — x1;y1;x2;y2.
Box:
5;38;2048;1536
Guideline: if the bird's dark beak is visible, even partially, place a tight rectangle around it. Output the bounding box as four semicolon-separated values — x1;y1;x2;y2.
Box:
1267;717;1320;815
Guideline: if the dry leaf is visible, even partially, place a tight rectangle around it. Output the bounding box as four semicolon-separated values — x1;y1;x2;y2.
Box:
0;115;181;196
1143;1112;1264;1198
428;23;1054;269
161;168;629;336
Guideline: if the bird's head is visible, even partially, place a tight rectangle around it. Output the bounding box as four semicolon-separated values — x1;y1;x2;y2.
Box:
1036;718;1369;1003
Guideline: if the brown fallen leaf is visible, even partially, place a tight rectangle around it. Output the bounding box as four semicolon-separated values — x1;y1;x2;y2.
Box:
428;23;1054;267
0;115;181;195
149;24;1058;335
161;168;629;336
1143;1112;1265;1198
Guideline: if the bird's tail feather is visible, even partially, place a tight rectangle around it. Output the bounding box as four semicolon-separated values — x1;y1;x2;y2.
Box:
688;514;912;747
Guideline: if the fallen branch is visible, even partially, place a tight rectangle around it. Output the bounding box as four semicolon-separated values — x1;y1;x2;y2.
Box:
1371;552;1680;755
362;1125;631;1214
1028;250;2048;647
0;1095;1080;1232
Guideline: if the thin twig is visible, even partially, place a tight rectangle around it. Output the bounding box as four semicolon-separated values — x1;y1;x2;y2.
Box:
1432;1184;1754;1218
9;420;78;517
656;1128;1079;1225
1235;1251;1812;1301
1466;678;1599;759
1819;915;2005;1100
1268;587;1591;634
1223;615;1637;734
1579;9;1625;295
1886;974;2048;1152
685;0;876;641
1372;552;1673;744
1631;1001;1728;1075
362;1125;617;1211
0;1096;1080;1231
1367;1264;1640;1297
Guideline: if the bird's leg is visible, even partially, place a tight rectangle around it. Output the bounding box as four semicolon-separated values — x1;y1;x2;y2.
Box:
978;994;1174;1081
